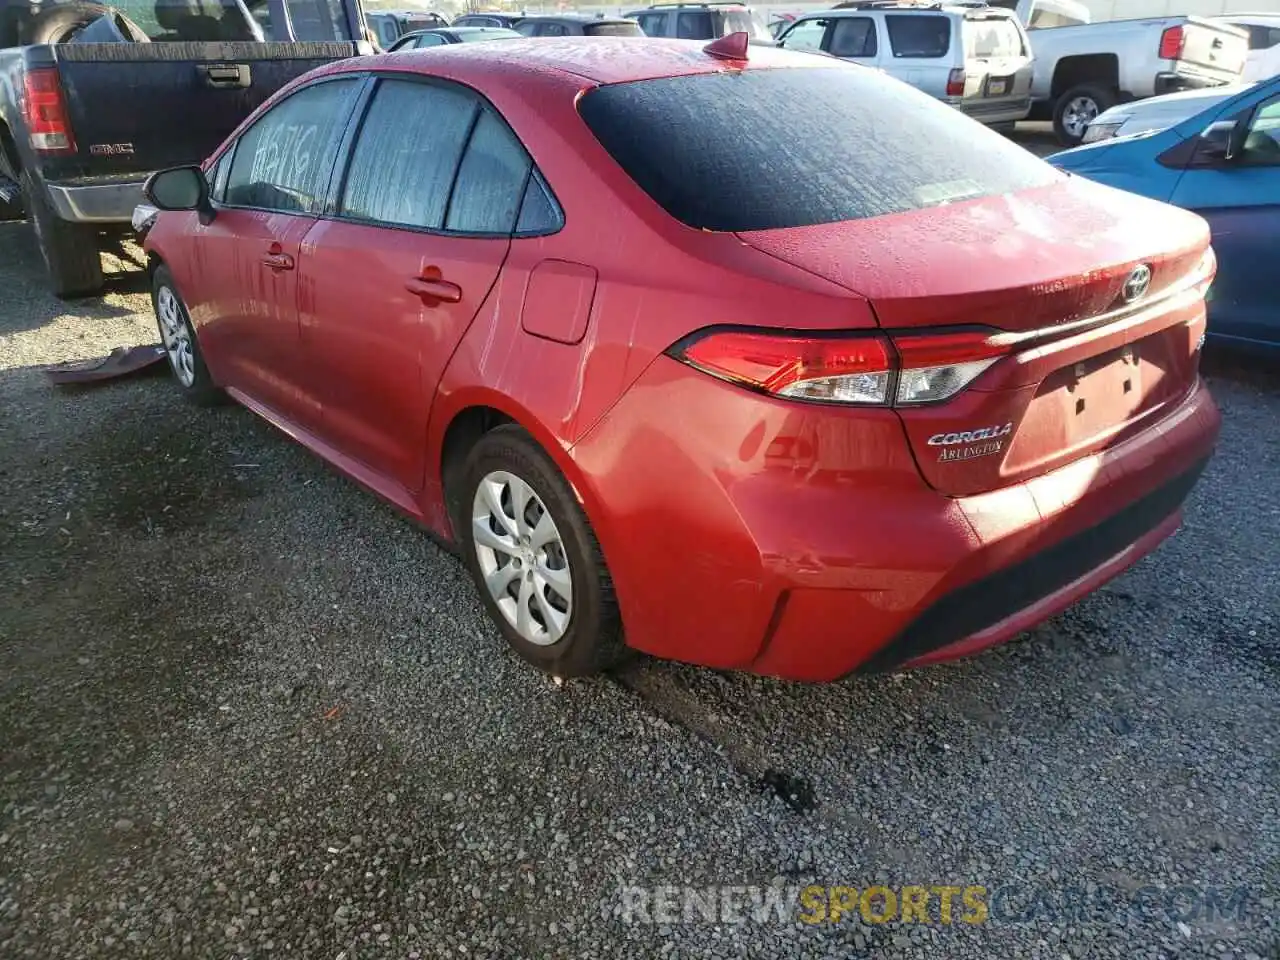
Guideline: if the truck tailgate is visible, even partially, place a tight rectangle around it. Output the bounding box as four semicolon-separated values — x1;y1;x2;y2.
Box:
52;41;356;177
1176;17;1248;81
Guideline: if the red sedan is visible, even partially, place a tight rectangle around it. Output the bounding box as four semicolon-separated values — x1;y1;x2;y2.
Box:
140;36;1221;681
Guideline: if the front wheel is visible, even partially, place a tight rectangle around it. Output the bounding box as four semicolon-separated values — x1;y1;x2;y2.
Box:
458;425;627;677
1052;84;1116;147
151;265;224;406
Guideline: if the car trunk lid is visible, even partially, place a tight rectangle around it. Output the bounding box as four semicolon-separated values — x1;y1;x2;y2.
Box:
736;180;1212;497
1171;17;1249;82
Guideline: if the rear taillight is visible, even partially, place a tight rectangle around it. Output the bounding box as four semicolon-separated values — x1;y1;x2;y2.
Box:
946;68;966;97
1158;25;1184;60
22;68;76;153
670;328;1007;406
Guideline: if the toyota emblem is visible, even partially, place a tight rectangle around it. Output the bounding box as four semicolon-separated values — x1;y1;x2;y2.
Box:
1121;264;1152;304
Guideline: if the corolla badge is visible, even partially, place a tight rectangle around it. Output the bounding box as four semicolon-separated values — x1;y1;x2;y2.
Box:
1121;264;1152;304
927;423;1013;447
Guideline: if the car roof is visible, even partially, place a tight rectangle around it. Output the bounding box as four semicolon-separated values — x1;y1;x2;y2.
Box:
336;35;836;85
798;3;1013;18
627;3;751;11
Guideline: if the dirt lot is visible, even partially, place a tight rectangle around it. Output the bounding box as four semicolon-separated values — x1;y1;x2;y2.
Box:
1;147;1277;958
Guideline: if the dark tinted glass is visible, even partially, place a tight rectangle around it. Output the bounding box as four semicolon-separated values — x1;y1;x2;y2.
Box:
676;11;713;38
885;14;950;57
342;79;477;230
585;21;644;37
225;79;358;213
829;17;875;56
577;66;1059;232
515;173;561;235
539;22;567;36
446;109;532;234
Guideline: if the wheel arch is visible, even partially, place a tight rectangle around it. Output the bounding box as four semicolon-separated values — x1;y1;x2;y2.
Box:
1050;55;1120;100
430;389;606;547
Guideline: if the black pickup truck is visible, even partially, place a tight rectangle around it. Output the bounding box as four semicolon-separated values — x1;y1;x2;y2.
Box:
0;0;369;297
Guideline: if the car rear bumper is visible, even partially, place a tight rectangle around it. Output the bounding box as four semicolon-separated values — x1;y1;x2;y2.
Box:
46;177;147;223
570;360;1220;682
1153;69;1232;97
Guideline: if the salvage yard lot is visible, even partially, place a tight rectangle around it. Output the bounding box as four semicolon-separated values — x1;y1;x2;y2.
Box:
1;173;1278;957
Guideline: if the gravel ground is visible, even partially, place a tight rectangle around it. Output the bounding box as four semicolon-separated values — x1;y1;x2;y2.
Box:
1;178;1277;960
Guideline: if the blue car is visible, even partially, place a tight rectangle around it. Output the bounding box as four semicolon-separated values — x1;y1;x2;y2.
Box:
1049;76;1280;352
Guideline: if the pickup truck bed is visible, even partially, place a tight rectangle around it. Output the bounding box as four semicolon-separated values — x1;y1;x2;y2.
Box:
0;7;362;297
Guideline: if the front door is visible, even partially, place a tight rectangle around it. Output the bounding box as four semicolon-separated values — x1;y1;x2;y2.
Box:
298;76;532;495
1170;91;1280;348
195;76;362;425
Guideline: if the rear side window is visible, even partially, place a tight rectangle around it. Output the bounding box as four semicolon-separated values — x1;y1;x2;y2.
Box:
885;14;950;58
577;66;1059;232
224;79;359;213
635;12;665;35
829;17;876;57
964;17;1025;58
341;79;476;230
676;11;713;38
445;109;532;234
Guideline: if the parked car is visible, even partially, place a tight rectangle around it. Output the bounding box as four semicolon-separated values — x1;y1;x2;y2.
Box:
1006;10;1249;146
386;26;521;50
624;2;770;42
1082;83;1250;144
776;3;1034;128
514;14;643;38
1050;75;1279;353
0;0;369;298
139;37;1220;681
451;11;523;29
366;10;449;49
1212;13;1280;82
988;0;1089;30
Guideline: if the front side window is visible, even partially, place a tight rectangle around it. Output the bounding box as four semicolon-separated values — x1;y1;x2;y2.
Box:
779;17;828;52
1241;95;1280;165
224;79;359;213
885;14;951;58
829;17;876;57
577;66;1059;232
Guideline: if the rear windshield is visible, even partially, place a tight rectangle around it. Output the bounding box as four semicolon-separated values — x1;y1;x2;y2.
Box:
577;66;1060;232
885;14;951;58
585;21;645;37
964;17;1025;57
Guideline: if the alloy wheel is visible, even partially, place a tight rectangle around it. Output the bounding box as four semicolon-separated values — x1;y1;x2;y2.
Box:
471;470;573;646
156;285;196;388
1062;96;1099;140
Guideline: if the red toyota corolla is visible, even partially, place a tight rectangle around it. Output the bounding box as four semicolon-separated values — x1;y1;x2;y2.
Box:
140;36;1221;682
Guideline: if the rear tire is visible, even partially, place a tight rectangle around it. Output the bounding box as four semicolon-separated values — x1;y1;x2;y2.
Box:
21;171;104;299
458;425;628;678
1052;83;1116;147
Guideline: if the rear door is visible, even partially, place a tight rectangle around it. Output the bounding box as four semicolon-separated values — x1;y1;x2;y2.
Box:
1168;91;1280;348
961;14;1033;112
883;13;954;98
297;76;520;495
50;0;357;179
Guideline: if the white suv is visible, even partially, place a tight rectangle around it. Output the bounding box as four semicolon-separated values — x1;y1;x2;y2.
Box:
776;1;1034;127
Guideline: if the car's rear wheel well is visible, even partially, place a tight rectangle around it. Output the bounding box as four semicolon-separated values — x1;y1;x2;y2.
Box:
0;123;21;179
1050;55;1119;99
440;405;515;537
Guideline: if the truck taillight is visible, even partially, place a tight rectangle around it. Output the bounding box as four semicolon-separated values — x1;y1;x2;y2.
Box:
669;328;1008;406
946;68;966;97
23;68;76;153
1158;25;1184;61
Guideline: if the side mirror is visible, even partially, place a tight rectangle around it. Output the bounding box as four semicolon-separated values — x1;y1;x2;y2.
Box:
143;165;214;224
1193;119;1243;165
